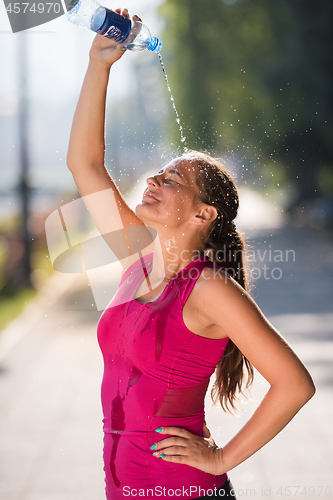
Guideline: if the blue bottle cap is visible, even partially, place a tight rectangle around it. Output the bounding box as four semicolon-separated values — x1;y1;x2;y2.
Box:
147;37;163;53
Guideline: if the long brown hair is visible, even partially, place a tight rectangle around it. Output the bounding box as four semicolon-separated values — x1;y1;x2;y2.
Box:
183;150;254;413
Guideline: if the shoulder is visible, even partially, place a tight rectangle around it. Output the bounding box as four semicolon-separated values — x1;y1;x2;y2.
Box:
187;264;261;333
182;264;252;340
187;263;315;395
187;264;281;353
191;265;248;303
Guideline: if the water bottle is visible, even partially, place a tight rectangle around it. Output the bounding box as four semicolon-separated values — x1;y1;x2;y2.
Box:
67;0;162;53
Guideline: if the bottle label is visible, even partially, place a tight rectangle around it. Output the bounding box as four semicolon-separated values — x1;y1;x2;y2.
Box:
96;8;131;42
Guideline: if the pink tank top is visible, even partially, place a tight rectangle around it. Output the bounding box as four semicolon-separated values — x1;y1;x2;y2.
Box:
97;253;229;499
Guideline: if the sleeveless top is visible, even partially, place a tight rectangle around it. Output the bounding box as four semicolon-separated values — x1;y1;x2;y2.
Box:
97;253;230;499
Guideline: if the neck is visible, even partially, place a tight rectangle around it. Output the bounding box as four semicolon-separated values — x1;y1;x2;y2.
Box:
147;226;205;285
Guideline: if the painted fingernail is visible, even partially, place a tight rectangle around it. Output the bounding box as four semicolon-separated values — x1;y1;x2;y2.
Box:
153;452;159;457
120;47;126;50
204;420;207;425
160;454;166;458
123;8;128;11
150;443;157;450
134;15;139;19
155;427;162;433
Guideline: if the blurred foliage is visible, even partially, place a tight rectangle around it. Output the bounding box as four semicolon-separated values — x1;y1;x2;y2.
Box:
159;0;333;204
0;215;54;331
0;218;51;291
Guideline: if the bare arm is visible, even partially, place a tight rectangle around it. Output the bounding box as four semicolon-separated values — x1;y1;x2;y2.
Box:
211;278;315;472
152;270;315;474
67;10;152;263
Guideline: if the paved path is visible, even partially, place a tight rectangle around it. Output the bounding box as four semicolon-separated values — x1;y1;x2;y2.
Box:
0;272;106;500
0;202;332;499
206;224;333;499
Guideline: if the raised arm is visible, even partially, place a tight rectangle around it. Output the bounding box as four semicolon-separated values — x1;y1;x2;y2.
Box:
67;10;152;263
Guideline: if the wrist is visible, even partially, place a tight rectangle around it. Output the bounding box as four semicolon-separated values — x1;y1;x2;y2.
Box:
215;447;229;476
88;55;113;72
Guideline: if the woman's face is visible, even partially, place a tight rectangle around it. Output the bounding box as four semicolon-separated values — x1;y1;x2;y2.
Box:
135;158;203;230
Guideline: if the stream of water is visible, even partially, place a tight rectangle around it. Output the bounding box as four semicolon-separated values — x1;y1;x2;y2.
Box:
158;53;187;148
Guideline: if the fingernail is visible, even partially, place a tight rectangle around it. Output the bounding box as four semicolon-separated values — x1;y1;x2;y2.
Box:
204;420;207;425
123;8;128;11
120;47;126;50
160;454;166;458
153;452;159;457
155;427;162;433
134;15;139;19
150;443;157;450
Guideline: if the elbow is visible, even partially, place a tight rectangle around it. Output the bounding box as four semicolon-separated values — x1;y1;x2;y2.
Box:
66;149;82;173
304;378;316;401
66;155;82;175
296;374;316;406
291;362;316;405
66;153;75;173
302;366;316;401
66;152;104;174
277;372;316;408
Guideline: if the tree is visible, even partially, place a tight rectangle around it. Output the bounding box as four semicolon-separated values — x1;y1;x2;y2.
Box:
159;0;333;200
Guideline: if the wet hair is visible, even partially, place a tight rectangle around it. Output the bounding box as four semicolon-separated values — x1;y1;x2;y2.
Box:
182;150;254;413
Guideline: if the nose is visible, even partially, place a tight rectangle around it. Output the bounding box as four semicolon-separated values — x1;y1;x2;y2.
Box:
146;175;160;188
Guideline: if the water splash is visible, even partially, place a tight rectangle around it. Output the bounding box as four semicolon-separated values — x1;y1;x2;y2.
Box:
158;53;187;148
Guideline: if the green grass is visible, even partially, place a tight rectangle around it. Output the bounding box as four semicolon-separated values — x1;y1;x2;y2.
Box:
0;214;55;332
0;288;37;331
0;247;54;332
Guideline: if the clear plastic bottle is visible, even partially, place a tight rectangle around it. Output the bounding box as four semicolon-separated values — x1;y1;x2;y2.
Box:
67;0;162;53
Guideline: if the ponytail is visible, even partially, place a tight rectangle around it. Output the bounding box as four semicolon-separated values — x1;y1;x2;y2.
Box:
205;218;254;412
205;219;247;289
183;150;254;413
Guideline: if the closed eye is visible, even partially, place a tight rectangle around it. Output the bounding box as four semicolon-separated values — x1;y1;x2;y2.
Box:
164;177;179;185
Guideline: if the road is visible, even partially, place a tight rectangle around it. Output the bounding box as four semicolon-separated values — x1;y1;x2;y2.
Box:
0;192;332;499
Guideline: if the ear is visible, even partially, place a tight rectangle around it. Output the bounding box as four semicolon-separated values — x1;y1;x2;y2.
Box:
193;205;218;226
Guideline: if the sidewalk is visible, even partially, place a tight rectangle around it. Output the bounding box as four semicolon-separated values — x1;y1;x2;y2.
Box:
0;271;107;500
0;196;332;499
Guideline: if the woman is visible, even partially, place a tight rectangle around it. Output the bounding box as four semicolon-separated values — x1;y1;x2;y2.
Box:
67;9;315;500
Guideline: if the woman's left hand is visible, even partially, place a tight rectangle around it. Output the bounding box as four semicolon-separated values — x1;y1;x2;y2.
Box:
151;426;224;476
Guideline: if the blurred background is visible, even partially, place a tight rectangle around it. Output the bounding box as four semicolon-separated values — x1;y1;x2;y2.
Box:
0;0;332;499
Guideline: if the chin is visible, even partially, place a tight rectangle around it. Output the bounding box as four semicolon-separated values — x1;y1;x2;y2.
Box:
135;203;160;228
135;202;151;221
135;201;144;216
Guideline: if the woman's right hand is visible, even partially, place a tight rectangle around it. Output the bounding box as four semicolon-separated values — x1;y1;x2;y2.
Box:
89;8;137;67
